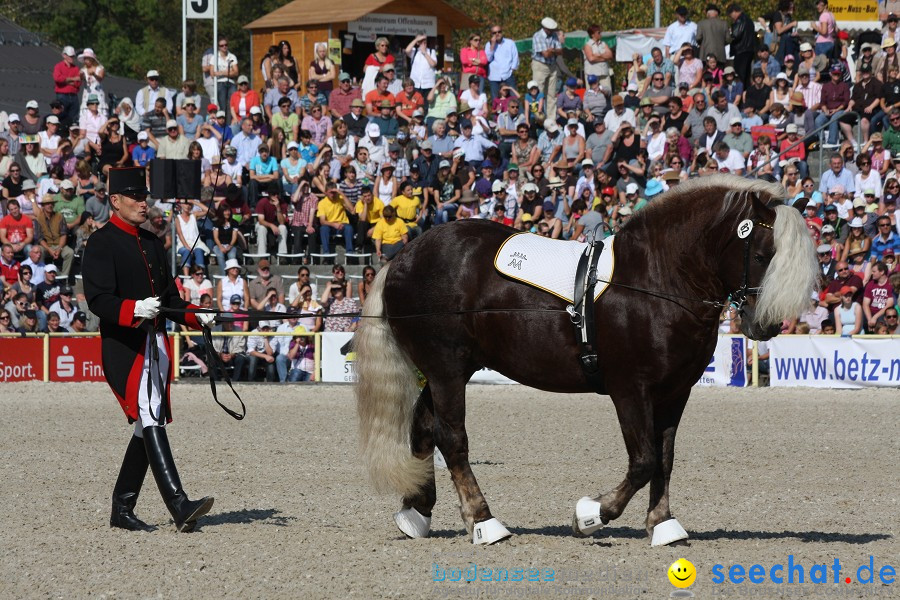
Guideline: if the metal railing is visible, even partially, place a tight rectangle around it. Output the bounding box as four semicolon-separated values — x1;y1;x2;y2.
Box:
744;110;861;181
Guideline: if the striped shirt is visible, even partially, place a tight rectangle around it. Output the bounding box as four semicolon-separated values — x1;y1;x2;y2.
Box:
531;29;561;65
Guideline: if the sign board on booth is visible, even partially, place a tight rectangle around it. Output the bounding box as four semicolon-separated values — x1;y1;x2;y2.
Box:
348;13;437;38
0;337;43;382
321;332;357;383
828;0;879;20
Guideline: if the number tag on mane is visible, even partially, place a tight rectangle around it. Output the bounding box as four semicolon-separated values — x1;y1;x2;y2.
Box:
737;219;754;239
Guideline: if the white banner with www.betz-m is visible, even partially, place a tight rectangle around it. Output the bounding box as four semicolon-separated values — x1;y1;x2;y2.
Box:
770;336;900;388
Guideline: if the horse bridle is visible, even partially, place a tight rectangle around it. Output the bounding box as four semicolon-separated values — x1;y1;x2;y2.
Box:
728;219;773;312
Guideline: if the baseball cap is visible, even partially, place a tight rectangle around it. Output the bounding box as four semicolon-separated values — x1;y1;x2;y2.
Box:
527;80;539;90
366;123;381;137
287;141;299;151
21;180;36;191
165;119;178;129
610;95;624;106
420;139;433;150
230;294;242;305
237;75;249;84
350;98;365;108
828;184;845;194
137;131;149;141
146;69;160;78
566;77;578;88
625;182;639;195
821;224;835;234
257;258;271;269
541;17;558;30
44;264;58;273
724;66;736;75
249;106;262;115
491;180;505;193
588;75;599;85
618;206;633;216
438;159;451;169
853;197;867;208
824;204;838;212
95;181;106;192
800;42;813;53
626;82;638;92
729;117;742;126
26;100;38;109
785;124;798;133
339;72;351;81
46;115;59;125
59;180;75;190
73;311;87;323
8;113;20;122
544;119;559;133
839;285;854;295
817;243;832;253
62;46;76;57
216;110;226;118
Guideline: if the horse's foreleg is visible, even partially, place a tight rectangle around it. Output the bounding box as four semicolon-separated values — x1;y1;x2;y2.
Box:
644;397;689;546
432;378;511;545
573;396;656;537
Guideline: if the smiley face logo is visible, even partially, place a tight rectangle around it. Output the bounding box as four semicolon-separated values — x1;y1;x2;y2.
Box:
668;558;696;588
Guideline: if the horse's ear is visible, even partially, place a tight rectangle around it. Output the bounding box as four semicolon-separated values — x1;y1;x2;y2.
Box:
751;193;777;220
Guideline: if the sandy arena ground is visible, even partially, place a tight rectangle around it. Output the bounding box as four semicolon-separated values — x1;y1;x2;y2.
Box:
0;382;897;599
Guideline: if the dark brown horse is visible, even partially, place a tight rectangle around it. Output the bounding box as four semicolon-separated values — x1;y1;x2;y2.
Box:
355;175;817;546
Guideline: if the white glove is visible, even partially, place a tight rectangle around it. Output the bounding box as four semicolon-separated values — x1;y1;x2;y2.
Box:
196;312;216;327
133;297;161;320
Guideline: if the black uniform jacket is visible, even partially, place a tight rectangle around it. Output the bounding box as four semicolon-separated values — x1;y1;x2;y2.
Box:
84;213;200;423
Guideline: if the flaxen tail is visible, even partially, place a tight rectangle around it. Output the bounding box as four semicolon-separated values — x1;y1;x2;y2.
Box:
355;264;433;497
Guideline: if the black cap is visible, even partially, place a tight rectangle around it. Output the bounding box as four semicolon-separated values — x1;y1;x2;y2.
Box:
23;309;37;319
73;311;87;323
752;69;764;77
860;64;873;73
59;286;73;295
675;5;688;16
108;166;149;196
824;204;838;212
460;119;473;129
230;294;242;304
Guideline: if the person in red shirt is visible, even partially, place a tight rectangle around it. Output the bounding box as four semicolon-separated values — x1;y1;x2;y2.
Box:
0;199;34;259
803;200;823;243
0;242;20;289
863;261;895;330
52;46;81;128
394;78;424;126
364;75;395;116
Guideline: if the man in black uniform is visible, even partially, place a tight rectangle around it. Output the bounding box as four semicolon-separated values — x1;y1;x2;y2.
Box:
84;166;215;532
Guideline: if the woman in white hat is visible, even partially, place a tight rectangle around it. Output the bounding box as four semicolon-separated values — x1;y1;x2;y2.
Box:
78;48;107;117
216;258;250;311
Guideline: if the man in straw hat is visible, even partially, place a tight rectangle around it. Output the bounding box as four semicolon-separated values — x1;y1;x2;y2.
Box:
532;17;565;122
83;166;216;532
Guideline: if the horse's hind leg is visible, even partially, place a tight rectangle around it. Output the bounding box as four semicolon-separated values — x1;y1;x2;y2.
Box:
431;377;512;545
573;394;656;539
395;385;438;538
644;394;689;546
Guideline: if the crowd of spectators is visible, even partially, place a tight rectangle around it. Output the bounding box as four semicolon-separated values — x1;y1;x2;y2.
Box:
2;3;899;378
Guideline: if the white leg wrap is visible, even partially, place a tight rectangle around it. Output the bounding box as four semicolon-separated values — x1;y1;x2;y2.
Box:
573;497;604;536
651;518;689;546
472;518;512;545
433;448;447;470
394;507;431;538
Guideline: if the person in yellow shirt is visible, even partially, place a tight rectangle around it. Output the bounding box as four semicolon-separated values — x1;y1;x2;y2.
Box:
354;185;384;252
372;205;409;261
391;181;423;238
316;181;355;253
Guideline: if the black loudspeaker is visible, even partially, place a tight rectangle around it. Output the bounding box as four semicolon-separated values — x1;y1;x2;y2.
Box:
149;159;202;199
149;158;175;199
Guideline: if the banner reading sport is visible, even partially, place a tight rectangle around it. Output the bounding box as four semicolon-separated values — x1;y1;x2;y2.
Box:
770;336;900;388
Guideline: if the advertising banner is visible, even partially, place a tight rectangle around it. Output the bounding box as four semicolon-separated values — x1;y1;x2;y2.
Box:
828;0;879;20
770;336;900;388
321;332;357;383
49;337;105;382
695;335;748;387
0;337;43;382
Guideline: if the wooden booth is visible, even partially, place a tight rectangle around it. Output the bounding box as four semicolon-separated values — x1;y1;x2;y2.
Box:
244;0;480;91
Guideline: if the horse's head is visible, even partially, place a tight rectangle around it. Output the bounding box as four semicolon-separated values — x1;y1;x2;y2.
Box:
720;193;818;341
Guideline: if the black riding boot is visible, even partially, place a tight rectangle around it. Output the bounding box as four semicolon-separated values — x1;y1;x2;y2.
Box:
143;426;214;532
110;434;155;531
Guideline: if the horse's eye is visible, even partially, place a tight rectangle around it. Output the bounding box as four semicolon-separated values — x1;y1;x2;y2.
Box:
754;253;770;266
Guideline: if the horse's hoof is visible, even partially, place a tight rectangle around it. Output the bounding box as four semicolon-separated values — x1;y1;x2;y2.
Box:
572;496;604;536
651;518;689;547
472;518;512;545
394;507;431;538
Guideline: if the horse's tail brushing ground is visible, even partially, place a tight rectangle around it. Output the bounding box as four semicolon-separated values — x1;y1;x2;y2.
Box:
355;263;433;497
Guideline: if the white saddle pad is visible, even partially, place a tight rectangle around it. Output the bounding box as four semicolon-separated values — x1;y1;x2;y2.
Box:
494;233;615;303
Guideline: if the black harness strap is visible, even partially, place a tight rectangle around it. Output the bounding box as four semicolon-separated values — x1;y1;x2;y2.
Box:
201;326;246;420
571;239;605;392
